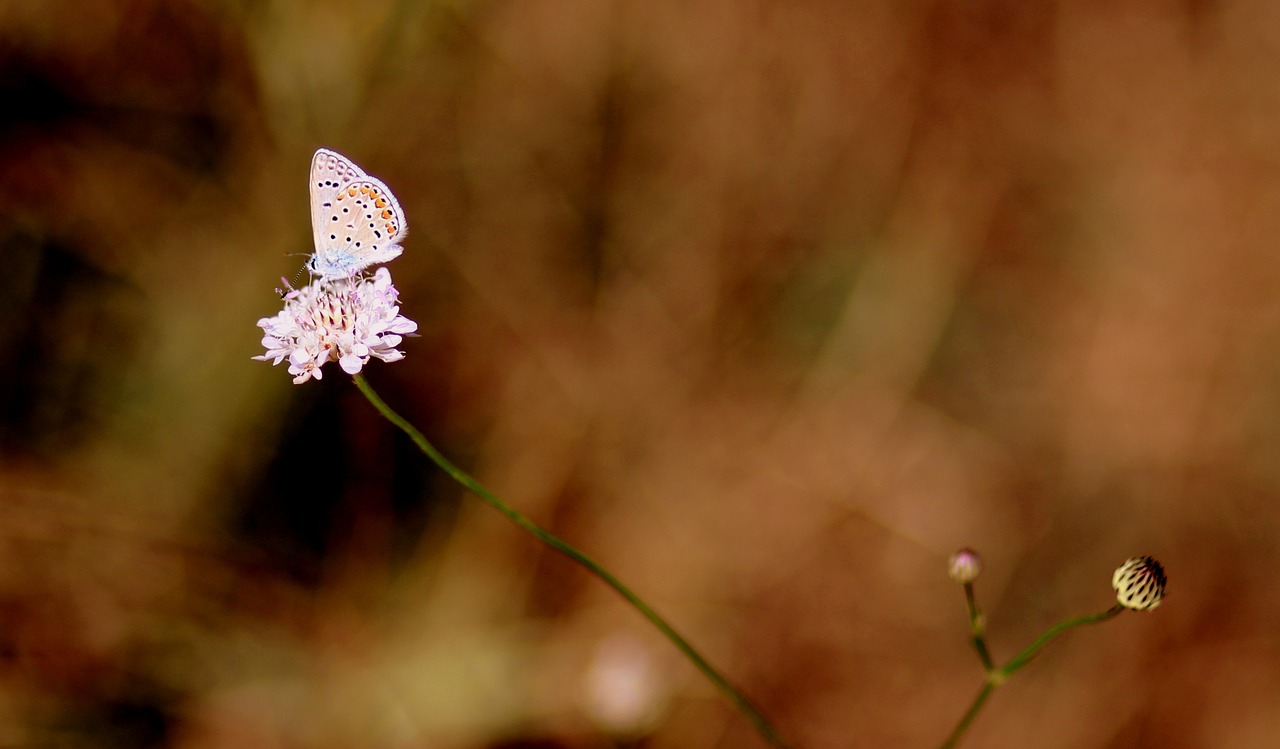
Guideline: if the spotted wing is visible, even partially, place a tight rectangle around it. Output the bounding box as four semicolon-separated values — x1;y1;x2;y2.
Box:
309;149;367;263
310;176;407;278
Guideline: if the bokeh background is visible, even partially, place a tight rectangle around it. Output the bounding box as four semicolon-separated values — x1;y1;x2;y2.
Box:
2;1;1278;747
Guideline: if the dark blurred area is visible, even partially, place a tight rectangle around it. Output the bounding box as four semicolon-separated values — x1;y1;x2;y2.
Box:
2;0;1279;746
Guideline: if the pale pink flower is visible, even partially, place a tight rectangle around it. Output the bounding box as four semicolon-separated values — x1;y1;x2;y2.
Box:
254;267;417;384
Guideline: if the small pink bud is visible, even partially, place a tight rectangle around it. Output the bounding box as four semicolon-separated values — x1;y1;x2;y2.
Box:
948;548;983;584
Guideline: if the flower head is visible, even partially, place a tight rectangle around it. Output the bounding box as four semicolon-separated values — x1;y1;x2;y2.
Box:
1112;556;1166;611
254;267;417;383
948;548;983;584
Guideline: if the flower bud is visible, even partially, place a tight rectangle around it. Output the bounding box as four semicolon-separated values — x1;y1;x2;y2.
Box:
1112;556;1166;611
948;548;983;584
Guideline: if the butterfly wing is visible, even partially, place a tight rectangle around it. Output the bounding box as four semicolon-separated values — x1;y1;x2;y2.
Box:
310;149;366;252
311;176;408;278
307;149;408;278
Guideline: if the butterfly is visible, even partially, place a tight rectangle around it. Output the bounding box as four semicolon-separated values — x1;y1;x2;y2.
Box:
307;148;407;279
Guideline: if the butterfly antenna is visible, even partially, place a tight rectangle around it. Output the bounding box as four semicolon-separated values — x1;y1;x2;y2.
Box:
273;257;311;297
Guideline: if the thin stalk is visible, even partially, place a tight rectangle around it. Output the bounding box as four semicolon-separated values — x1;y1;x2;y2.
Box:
962;583;993;671
937;681;995;749
999;605;1123;676
353;374;793;749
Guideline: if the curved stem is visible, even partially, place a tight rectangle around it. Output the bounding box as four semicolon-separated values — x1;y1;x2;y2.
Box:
999;605;1123;677
353;374;793;749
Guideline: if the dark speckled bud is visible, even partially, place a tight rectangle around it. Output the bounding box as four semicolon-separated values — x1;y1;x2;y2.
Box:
1113;556;1166;611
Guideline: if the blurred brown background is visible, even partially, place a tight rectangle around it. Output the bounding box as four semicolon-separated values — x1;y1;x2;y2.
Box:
1;0;1276;747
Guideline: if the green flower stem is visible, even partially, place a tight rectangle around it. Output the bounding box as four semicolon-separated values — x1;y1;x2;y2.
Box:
963;583;994;672
998;605;1123;676
353;374;793;749
939;603;1126;749
938;681;995;749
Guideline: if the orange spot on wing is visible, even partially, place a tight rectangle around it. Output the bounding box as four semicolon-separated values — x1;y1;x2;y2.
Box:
381;209;392;219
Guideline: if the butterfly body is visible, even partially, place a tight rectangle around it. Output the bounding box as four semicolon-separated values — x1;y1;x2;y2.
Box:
308;148;407;279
